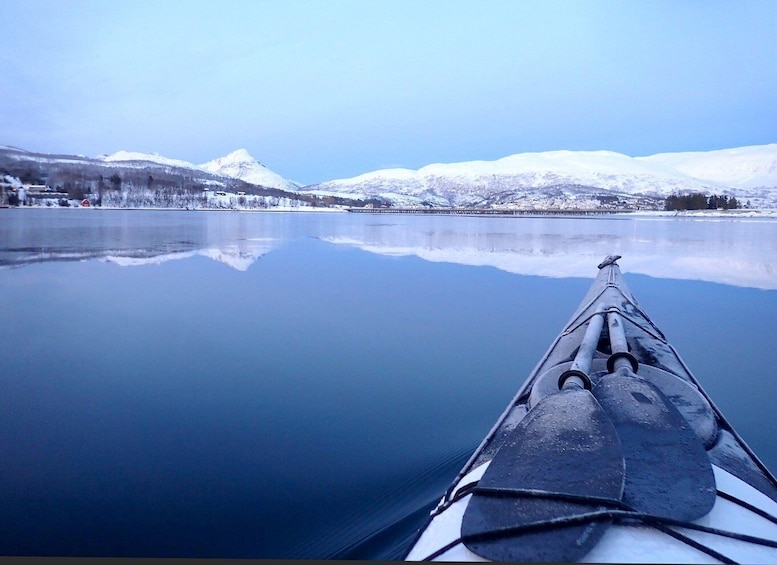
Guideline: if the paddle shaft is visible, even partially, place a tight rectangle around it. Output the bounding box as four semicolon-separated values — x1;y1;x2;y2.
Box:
571;305;606;375
561;305;606;389
606;310;639;374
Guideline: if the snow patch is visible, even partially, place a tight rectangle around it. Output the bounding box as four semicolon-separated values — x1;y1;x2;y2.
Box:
100;150;198;169
200;149;298;191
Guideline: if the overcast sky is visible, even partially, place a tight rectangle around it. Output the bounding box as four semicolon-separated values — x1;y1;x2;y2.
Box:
2;0;776;185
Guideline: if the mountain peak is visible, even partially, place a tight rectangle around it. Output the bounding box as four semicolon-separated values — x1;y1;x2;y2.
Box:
200;149;297;191
218;148;263;167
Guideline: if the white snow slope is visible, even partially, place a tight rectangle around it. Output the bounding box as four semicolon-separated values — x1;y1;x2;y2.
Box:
306;144;777;209
641;144;777;189
100;148;298;192
101;150;199;170
199;149;299;191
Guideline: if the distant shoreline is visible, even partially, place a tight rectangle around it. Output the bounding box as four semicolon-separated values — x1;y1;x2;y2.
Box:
3;205;776;218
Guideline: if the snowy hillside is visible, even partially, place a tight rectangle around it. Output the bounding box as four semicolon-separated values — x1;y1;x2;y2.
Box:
200;149;299;191
5;143;777;209
305;145;777;209
100;150;199;170
640;144;777;189
99;148;299;192
0;146;362;210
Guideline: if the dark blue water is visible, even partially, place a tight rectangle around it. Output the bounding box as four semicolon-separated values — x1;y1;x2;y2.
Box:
1;209;776;558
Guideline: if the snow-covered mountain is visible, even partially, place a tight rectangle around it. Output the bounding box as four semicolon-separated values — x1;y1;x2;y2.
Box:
199;149;299;191
6;143;777;209
640;144;777;189
100;150;199;170
0;145;365;210
304;144;777;209
98;148;299;192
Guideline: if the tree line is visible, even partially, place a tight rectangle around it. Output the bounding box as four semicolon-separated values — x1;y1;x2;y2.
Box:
664;193;740;211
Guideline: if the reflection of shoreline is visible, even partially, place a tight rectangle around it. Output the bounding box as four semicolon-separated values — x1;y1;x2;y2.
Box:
0;209;284;271
321;230;777;290
0;242;277;272
103;246;272;272
2;211;776;288
11;237;771;288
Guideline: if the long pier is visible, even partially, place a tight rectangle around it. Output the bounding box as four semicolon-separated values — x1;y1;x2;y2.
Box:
346;207;633;216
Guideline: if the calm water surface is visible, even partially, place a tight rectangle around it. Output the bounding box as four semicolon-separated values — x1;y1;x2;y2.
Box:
1;209;776;558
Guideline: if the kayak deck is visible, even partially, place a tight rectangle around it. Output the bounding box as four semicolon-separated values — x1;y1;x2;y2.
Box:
404;257;777;563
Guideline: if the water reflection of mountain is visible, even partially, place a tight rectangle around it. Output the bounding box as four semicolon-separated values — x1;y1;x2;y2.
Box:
0;242;277;271
2;211;775;289
102;244;276;271
0;211;279;271
320;217;777;290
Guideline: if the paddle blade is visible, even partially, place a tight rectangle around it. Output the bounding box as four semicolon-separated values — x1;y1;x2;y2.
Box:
462;388;624;562
593;373;716;521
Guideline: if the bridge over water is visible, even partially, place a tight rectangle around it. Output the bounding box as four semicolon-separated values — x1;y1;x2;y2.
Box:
346;207;634;216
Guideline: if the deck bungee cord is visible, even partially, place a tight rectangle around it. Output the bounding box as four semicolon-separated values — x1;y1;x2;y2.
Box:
420;494;777;563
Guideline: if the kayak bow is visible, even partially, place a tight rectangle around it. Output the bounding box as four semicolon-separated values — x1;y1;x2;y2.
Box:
404;257;777;563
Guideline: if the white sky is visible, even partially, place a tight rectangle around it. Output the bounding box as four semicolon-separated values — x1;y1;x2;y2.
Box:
2;0;776;185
